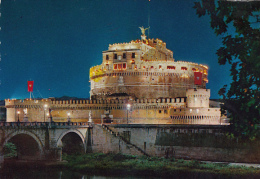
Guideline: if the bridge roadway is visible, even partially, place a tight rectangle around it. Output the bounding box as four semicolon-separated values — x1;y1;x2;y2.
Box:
0;122;92;165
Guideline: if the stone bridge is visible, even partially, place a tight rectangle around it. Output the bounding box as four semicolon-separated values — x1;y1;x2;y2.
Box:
0;122;92;165
1;122;259;165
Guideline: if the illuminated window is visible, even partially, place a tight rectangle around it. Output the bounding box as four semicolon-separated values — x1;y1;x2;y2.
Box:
159;65;162;69
167;66;175;70
114;54;117;59
118;64;122;70
118;55;122;60
131;60;135;64
181;67;187;70
132;53;135;58
113;63;126;70
192;68;197;72
134;65;137;69
123;53;126;58
106;64;109;70
143;66;146;69
151;66;154;69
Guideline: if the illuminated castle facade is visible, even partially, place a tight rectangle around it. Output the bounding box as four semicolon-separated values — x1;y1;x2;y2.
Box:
5;30;223;125
90;37;208;100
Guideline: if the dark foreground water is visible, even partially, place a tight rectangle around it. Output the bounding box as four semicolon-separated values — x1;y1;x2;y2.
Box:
0;161;158;179
1;167;158;179
1;161;259;179
1;168;150;179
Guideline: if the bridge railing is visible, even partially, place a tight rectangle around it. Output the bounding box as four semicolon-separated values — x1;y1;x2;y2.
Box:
0;122;92;127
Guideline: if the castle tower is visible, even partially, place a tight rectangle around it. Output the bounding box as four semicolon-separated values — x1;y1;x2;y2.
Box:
89;34;208;100
186;89;210;108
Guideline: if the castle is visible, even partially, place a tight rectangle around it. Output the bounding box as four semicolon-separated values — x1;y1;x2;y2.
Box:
5;29;222;125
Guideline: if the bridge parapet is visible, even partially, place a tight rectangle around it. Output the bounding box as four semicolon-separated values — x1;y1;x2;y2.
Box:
0;122;92;128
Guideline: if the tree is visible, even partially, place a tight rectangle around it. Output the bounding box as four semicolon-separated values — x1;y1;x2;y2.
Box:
3;142;17;158
194;0;260;139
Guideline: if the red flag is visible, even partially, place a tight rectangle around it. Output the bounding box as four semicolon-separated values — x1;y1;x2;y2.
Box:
194;72;202;85
28;81;34;92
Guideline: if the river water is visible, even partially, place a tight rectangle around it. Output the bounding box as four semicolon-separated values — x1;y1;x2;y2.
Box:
1;168;161;179
1;161;258;179
1;168;150;179
0;161;157;179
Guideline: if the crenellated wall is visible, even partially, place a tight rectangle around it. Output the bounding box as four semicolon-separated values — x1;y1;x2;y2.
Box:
4;98;178;122
5;96;222;125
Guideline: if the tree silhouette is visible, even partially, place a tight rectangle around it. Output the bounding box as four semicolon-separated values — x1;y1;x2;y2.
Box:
194;0;260;139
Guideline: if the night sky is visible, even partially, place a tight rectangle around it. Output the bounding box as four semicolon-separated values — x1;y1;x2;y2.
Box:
0;0;231;100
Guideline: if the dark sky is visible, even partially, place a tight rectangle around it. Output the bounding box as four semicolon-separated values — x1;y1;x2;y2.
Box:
0;0;231;100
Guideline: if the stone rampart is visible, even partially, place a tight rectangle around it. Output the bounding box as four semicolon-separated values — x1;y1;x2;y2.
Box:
5;97;222;125
103;124;260;163
90;124;144;156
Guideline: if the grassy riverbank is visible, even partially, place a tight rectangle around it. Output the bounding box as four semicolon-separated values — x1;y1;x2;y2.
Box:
63;153;260;178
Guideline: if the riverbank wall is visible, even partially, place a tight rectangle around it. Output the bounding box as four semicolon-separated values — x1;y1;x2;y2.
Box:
90;124;260;163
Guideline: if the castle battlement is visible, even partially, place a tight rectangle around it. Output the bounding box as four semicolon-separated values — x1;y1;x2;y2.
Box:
5;97;187;112
5;98;50;106
50;97;186;105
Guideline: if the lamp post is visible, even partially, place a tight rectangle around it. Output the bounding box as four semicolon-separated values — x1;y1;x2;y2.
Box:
67;112;71;123
46;113;49;122
17;111;20;122
126;104;131;124
49;108;53;123
44;104;48;122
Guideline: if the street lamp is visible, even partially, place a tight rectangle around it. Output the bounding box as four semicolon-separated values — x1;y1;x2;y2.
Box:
44;104;48;122
46;113;49;122
126;104;131;124
67;112;71;123
49;108;53;123
17;111;20;122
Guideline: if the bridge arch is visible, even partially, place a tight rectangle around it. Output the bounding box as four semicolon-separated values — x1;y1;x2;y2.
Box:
4;130;44;159
57;129;86;154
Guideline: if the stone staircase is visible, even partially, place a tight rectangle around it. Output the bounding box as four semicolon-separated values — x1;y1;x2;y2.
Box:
101;124;150;157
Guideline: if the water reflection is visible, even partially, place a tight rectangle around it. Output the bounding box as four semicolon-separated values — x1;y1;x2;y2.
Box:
1;162;257;179
0;167;153;179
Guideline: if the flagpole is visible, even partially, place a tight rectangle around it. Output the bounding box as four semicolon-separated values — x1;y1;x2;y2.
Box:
28;81;34;99
148;0;150;38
